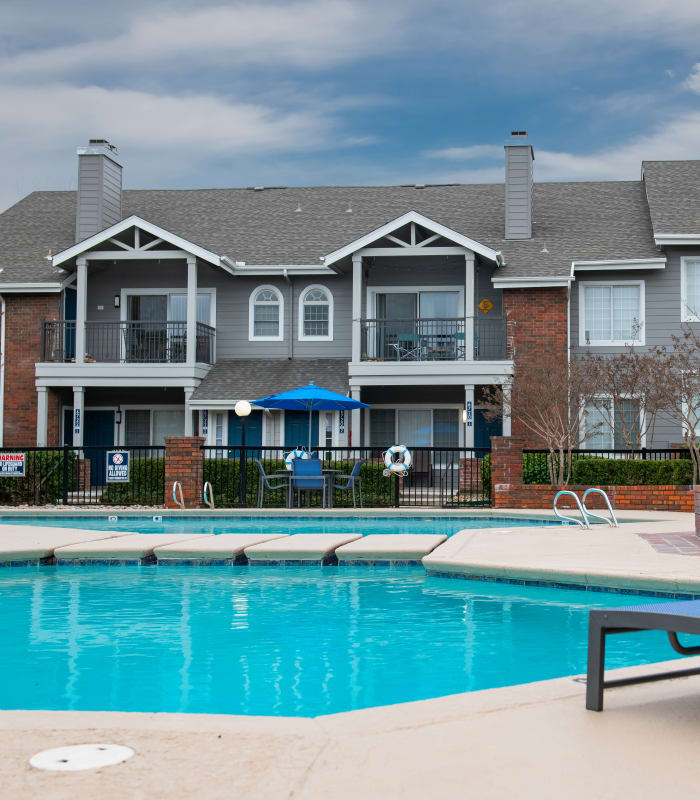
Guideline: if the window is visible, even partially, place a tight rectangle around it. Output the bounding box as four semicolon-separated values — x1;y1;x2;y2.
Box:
125;291;213;324
579;281;644;345
249;285;283;340
122;407;185;445
584;398;642;449
681;258;700;321
299;285;333;340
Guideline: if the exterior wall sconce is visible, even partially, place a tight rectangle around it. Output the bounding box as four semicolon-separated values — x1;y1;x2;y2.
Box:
462;408;468;424
114;295;120;308
115;410;122;425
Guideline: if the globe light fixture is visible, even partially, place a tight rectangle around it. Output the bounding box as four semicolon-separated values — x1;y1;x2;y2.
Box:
235;400;252;417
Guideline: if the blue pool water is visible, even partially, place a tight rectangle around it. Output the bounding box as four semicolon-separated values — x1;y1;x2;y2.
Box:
0;566;681;717
0;514;564;537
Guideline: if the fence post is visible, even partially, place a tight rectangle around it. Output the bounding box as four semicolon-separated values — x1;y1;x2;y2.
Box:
393;474;400;507
62;445;69;506
240;445;247;508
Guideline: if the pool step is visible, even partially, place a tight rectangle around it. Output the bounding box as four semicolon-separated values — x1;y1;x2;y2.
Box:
155;533;290;565
335;534;447;565
245;533;362;565
0;525;132;566
54;533;210;565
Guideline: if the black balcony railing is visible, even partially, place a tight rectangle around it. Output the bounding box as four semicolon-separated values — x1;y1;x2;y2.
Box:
359;317;507;362
41;320;215;364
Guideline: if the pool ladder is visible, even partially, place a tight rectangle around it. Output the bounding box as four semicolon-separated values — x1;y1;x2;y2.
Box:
203;481;215;509
553;488;618;529
172;481;185;510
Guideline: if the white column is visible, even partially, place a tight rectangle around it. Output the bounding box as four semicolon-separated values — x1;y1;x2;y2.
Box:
464;251;475;361
72;386;85;447
464;384;475;449
186;256;198;367
36;386;48;446
351;254;363;363
75;257;87;364
502;380;512;436
350;386;362;448
184;388;194;436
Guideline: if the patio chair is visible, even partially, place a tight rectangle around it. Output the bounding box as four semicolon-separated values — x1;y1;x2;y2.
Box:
292;458;328;508
586;599;700;711
253;459;289;508
333;459;365;508
392;333;421;361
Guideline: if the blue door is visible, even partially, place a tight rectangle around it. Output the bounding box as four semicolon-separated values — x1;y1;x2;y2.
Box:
284;411;319;450
228;410;263;454
63;408;115;485
474;408;501;449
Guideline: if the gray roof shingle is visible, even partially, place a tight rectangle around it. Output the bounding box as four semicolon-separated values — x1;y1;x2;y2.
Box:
190;358;349;402
0;176;663;283
642;160;700;236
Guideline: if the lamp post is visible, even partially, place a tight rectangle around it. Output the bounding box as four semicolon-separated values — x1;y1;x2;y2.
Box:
235;400;252;507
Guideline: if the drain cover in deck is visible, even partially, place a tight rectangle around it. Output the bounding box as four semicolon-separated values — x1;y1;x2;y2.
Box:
29;743;134;771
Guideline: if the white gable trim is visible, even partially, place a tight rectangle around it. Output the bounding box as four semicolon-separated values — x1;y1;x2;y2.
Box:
654;233;700;246
322;210;503;266
52;215;223;269
572;258;666;273
491;275;574;288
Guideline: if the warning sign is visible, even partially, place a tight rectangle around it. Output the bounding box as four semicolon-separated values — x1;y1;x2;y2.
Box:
0;452;25;477
106;450;130;483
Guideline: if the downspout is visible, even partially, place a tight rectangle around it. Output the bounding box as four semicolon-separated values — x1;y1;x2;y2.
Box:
284;270;294;360
0;295;4;446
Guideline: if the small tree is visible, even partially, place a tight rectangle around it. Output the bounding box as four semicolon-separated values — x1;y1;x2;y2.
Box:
652;329;700;485
482;350;601;486
581;345;668;450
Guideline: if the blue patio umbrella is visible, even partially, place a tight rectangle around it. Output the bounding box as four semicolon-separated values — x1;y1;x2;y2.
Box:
251;382;368;450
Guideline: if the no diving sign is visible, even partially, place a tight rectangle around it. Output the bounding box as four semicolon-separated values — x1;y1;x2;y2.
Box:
106;450;130;483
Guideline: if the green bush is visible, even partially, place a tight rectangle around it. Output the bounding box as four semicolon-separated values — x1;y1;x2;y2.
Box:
480;453;491;497
571;457;693;486
101;457;165;505
523;452;552;484
0;450;76;505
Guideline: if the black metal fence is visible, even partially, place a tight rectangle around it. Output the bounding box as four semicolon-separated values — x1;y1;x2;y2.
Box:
0;446;164;506
202;446;491;508
523;447;692;485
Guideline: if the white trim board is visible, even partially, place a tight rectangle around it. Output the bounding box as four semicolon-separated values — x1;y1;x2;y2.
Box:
491;275;574;288
680;256;700;322
52;215;224;269
654;233;700;246
571;258;666;273
322;210;503;266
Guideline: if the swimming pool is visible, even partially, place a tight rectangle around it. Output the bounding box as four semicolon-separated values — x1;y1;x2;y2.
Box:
0;566;678;717
0;514;564;537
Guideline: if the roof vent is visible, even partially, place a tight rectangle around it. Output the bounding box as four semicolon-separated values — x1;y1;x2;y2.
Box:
253;186;264;191
414;183;426;189
510;130;528;137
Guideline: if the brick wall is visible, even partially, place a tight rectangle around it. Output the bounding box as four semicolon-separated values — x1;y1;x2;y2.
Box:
500;483;694;512
503;286;568;447
3;294;61;446
491;436;524;507
164;436;205;508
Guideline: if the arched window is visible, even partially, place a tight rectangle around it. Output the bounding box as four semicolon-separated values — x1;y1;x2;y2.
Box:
299;284;333;340
249;285;283;340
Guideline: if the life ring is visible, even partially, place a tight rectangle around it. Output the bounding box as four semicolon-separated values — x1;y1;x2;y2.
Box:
285;448;310;471
383;445;412;477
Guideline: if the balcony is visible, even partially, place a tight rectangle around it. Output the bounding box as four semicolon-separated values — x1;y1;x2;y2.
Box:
359;317;507;362
41;320;216;365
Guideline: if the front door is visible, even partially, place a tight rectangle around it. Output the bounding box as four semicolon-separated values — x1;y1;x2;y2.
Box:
63;408;115;485
228;410;263;455
284;410;319;450
474;408;501;449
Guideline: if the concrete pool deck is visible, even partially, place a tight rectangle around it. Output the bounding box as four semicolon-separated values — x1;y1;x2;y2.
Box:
2;656;699;799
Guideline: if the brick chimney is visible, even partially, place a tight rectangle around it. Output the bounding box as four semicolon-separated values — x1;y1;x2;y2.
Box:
75;138;123;242
504;131;534;240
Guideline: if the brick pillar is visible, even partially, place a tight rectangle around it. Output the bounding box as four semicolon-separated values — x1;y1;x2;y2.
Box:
491;436;523;508
695;489;700;537
77;458;91;490
164;436;205;509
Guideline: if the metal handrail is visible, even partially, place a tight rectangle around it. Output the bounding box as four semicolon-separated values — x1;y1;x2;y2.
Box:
203;481;215;509
553;490;590;528
582;488;619;527
172;481;185;509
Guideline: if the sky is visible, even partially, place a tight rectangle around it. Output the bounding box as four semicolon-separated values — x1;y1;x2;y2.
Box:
2;0;700;212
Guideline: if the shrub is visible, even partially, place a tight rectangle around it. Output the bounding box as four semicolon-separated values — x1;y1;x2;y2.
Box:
571;457;693;486
523;452;550;484
101;457;165;505
480;454;492;497
0;450;76;505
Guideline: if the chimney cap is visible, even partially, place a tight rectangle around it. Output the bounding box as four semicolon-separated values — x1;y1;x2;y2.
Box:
510;130;528;138
77;138;122;166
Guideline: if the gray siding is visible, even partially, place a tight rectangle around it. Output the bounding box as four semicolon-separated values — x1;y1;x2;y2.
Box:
504;145;533;240
570;247;700;446
76;153;122;242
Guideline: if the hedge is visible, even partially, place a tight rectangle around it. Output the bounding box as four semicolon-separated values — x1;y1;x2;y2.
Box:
480;454;492;497
571;457;693;486
0;450;76;505
101;457;165;505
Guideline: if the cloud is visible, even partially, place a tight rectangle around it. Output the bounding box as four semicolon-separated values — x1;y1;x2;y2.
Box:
424;145;502;161
424;110;700;183
2;0;399;77
685;63;700;94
